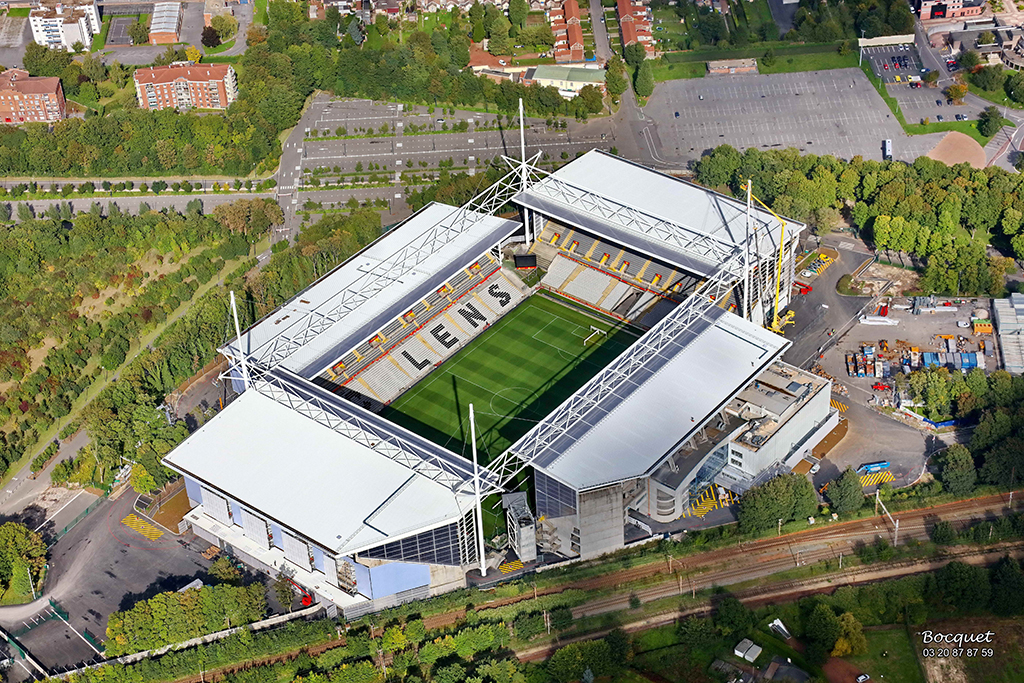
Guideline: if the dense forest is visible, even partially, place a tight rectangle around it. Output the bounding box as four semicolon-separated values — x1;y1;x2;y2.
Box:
695;145;1021;296
0;198;281;481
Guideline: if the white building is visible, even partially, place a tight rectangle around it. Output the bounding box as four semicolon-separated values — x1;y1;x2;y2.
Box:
29;0;99;50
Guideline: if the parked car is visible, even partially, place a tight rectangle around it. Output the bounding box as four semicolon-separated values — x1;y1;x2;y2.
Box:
947;98;953;105
856;676;871;683
674;111;679;118
937;115;944;121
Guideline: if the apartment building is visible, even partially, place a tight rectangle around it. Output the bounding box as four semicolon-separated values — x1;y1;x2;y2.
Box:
0;68;66;123
29;0;100;50
134;63;238;111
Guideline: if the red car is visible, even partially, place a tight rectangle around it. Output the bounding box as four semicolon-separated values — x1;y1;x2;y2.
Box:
883;63;889;70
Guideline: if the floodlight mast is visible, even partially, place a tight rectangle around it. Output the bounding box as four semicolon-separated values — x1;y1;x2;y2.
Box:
470;403;487;577
229;290;250;391
743;180;752;322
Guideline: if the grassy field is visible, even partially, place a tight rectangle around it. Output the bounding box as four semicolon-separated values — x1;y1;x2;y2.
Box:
6;7;30;17
847;628;926;683
382;294;639;465
205;38;235;54
91;17;111;51
652;61;706;81
759;50;860;74
255;0;268;25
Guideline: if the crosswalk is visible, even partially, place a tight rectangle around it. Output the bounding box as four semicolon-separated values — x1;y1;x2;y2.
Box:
830;399;848;413
498;560;524;574
122;514;163;541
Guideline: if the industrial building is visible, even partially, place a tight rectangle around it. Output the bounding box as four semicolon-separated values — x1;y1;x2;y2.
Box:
28;0;99;50
521;65;605;98
163;151;830;614
994;293;1024;375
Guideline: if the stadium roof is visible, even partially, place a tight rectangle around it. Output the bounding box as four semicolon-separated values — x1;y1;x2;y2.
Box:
513;151;803;277
228;202;521;377
163;387;474;556
525;308;789;491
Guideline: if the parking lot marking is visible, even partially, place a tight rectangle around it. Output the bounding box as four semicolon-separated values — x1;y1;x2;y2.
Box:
122;514;163;541
830;399;849;413
860;471;895;487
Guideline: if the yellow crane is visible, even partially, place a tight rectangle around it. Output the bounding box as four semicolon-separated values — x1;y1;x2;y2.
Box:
741;181;794;334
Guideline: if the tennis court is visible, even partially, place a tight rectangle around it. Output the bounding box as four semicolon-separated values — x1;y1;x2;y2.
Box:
383;294;640;466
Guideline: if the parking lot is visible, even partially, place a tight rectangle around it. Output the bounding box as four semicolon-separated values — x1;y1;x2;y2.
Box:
0;495;215;672
887;80;989;126
645;69;943;164
863;43;924;84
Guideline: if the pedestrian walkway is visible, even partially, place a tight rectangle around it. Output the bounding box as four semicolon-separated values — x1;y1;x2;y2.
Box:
122;513;163;541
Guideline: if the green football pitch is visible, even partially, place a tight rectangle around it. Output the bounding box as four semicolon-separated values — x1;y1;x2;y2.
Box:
382;294;641;466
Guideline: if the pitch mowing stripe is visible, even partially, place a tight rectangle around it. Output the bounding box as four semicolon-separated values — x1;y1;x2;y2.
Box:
387;296;627;459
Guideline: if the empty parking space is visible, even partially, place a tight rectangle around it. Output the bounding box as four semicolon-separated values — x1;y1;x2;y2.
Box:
646;69;942;163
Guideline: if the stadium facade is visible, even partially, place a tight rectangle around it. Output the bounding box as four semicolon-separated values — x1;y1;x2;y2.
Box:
163;151;839;615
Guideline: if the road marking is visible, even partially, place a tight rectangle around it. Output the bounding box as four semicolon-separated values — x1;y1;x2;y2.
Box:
830;399;848;413
122;513;163;540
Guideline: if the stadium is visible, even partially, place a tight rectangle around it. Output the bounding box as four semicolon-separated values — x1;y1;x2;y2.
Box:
163;151;840;616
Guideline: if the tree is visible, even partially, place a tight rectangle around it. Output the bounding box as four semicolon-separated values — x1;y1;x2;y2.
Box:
605;56;628;97
979;106;1003;137
959;50;981;70
381;625;407;653
828;467;864;514
185;45;202;63
805;603;842;664
937;560;991;611
990;555;1024;616
931;520;958;545
979;31;996;45
273;570;294;611
945;83;968;102
831;612;868;657
128;21;149;46
508;0;528;30
211;14;239;39
634;60;654;98
972;66;1004;92
940;444;977;496
761;48;776;67
209;556;242;584
624;42;646;70
714;595;753;635
129;464;157;493
71;40;85;53
923;69;939;85
202;26;221;48
81;52;106;81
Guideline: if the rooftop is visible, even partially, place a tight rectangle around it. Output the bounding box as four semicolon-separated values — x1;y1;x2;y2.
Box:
525;307;789;491
513;151;802;278
134;63;233;85
163;383;475;555
529;65;606;82
230;202;520;376
0;68;60;95
150;1;182;33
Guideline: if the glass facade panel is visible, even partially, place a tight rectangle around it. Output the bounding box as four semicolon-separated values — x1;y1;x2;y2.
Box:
535;470;577;519
362;522;462;566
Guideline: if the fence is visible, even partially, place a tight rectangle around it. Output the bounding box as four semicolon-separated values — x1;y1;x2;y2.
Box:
138;478;185;517
48;498;104;548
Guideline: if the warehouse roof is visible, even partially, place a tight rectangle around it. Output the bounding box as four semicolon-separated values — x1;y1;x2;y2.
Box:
514;151;802;277
150;2;182;34
228;203;520;376
525;308;788;491
163;388;474;555
530;65;606;83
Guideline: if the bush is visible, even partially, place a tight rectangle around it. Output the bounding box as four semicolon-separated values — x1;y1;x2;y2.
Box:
931;520;958;545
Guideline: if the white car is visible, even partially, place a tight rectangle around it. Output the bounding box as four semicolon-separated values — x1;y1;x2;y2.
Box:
498;59;507;65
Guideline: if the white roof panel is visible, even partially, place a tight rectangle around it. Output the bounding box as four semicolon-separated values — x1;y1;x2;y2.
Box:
163;389;470;555
514;151;803;272
230;203;519;377
536;311;788;490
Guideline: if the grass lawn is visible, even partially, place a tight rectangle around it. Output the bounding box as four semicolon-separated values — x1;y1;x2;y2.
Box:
653;60;706;81
203;54;241;64
846;628;925;683
381;294;639;465
6;7;30;17
904;118;1013;146
255;0;268;24
759;50;859;74
967;81;1023;111
204;38;235;54
91;17;111;51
